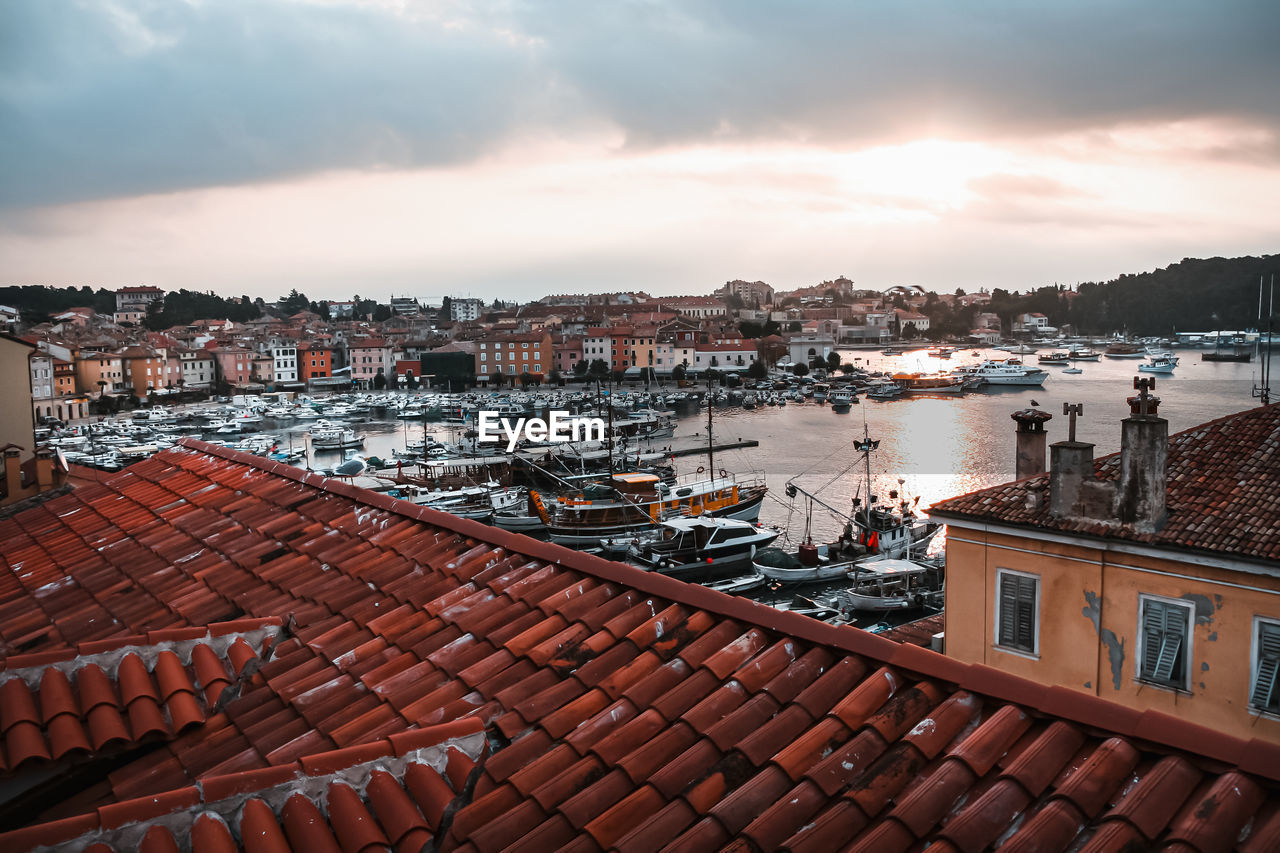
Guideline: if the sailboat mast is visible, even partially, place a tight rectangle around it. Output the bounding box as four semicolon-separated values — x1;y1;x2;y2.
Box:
706;377;715;477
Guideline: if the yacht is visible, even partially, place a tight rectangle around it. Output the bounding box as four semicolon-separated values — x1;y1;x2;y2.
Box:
1139;355;1177;374
890;373;966;395
605;517;779;583
951;360;1048;386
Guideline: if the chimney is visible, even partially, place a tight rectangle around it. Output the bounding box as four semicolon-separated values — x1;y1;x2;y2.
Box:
1113;377;1168;532
3;446;22;501
1049;403;1093;517
34;446;55;489
1011;408;1052;480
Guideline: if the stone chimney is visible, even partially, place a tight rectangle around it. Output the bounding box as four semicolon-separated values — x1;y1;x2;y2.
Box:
1049;403;1094;517
1112;377;1168;532
1011;408;1052;480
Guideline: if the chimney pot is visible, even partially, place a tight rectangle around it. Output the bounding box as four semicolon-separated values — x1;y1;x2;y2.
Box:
1011;408;1052;480
1115;381;1169;531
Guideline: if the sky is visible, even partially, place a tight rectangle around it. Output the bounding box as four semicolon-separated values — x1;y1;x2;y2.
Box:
2;0;1279;302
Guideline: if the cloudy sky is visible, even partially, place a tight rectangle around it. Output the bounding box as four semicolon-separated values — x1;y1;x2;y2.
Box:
2;0;1278;301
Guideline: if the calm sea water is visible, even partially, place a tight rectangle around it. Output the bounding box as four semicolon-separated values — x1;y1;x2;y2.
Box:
308;347;1278;548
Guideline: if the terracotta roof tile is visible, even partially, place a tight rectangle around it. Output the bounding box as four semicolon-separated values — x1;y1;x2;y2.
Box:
0;439;1276;852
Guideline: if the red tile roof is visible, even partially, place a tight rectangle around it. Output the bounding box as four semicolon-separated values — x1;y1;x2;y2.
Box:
0;439;1277;850
929;403;1280;563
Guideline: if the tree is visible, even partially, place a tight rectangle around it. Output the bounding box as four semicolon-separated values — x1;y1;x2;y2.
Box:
439;296;452;319
490;369;507;388
787;321;802;332
588;358;610;379
825;351;841;372
548;368;563;386
573;359;589;378
672;364;687;381
280;289;309;314
791;362;810;377
373;369;387;390
519;371;533;389
746;359;767;380
373;304;392;322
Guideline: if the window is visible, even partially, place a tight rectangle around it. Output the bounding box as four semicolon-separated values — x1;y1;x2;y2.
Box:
995;570;1038;654
1251;618;1280;714
522;342;528;348
1138;597;1192;690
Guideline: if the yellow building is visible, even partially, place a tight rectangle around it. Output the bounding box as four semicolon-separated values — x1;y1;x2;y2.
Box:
930;391;1280;742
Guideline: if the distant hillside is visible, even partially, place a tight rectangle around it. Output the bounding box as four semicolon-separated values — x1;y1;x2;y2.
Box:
1066;254;1279;335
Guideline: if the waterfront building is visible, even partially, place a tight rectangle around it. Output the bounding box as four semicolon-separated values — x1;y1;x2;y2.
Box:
931;389;1280;741
475;330;552;382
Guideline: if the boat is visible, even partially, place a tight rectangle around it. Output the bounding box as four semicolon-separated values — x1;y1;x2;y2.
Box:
1139;355;1177;374
865;383;904;400
1202;347;1252;362
811;383;830;403
1062;367;1084;375
891;373;966;395
1068;348;1101;361
832;556;944;614
754;543;865;585
950;360;1048;387
533;473;767;547
880;347;904;356
829;389;855;410
310;424;365;450
532;385;767;547
704;572;767;595
390;482;525;520
607;517;780;583
1104;342;1146;358
1038;351;1071;365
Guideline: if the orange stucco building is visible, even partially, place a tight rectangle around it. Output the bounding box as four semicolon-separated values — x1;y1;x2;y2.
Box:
930;392;1280;742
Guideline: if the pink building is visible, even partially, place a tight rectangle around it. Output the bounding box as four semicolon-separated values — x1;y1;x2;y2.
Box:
347;338;393;387
209;345;257;387
554;335;583;374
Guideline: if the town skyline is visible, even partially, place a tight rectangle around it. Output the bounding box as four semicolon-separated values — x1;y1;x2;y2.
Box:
3;1;1279;299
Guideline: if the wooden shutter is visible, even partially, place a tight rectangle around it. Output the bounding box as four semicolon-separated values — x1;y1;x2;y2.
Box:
1142;600;1187;687
1252;622;1280;711
998;573;1036;652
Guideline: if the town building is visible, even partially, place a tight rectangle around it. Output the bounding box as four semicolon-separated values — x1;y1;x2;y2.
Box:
717;279;775;306
269;340;299;385
73;351;125;396
113;285;165;314
347;337;394;387
117;346;166;395
297;342;332;382
209;345;257;388
930;391;1280;742
449;297;486;322
660;295;728;319
475;331;552;381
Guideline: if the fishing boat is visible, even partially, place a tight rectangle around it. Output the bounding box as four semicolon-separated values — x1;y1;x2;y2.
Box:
880;347;904;356
1037;351;1071;365
1068;347;1100;361
833;556;944;614
829;389;855;410
390;482;525;520
1139;355;1177;374
530;385;767;547
533;473;767;547
1104;342;1146;358
811;383;830;403
865;383;904;400
890;373;966;395
1062;367;1084;375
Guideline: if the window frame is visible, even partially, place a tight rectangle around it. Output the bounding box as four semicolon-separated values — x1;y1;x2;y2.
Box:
1136;594;1194;692
993;568;1040;657
1250;616;1280;716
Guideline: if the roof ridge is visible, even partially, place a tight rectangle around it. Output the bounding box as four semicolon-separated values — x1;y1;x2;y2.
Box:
165;439;1280;781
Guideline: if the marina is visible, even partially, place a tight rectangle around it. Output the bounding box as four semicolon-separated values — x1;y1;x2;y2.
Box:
42;342;1278;632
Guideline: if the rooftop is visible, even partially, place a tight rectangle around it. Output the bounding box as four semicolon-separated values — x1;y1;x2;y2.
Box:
0;440;1276;851
929;403;1280;564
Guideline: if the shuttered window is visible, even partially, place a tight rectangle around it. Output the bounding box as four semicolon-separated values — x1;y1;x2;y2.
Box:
996;571;1038;654
1138;598;1191;690
1252;620;1280;713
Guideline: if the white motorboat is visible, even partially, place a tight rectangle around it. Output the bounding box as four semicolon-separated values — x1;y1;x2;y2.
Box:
951;359;1048;387
1139;355;1177;374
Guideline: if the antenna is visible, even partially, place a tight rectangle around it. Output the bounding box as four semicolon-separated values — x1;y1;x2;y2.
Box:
1253;274;1273;406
